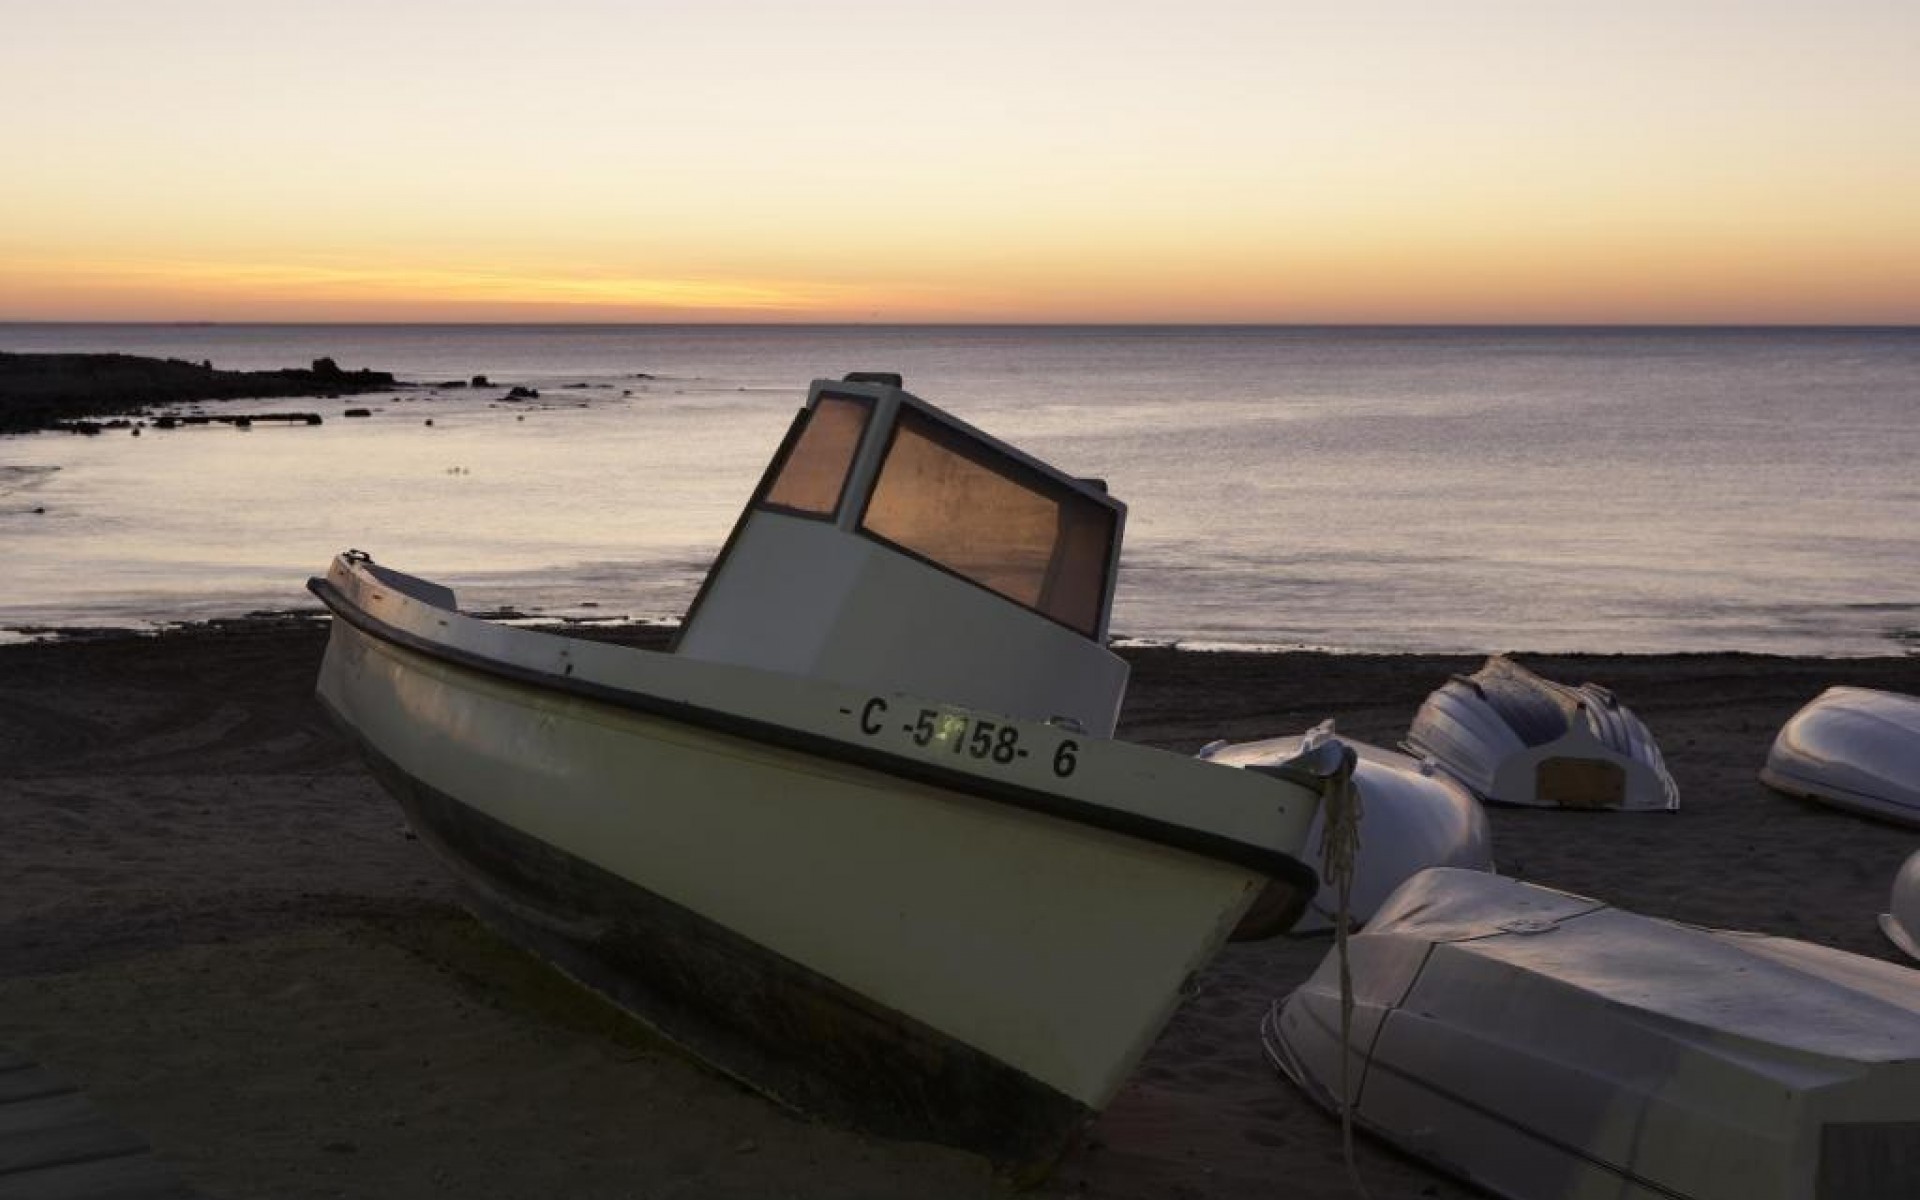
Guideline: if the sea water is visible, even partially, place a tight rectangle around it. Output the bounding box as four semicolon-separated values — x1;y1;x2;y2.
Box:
1;324;1915;655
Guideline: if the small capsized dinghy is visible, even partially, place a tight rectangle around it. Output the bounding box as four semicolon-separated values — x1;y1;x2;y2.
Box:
1265;867;1920;1200
310;374;1330;1177
1882;848;1920;962
1762;686;1920;827
1404;655;1678;810
1198;722;1492;932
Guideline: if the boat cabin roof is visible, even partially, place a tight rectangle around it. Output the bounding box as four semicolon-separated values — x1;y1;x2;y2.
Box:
673;375;1131;736
691;375;1126;642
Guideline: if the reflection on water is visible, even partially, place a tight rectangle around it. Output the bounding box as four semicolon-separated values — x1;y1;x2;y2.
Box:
1;325;1916;655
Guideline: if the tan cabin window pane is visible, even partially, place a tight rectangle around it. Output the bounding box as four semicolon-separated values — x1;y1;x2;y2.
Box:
1045;498;1115;637
761;396;871;517
861;410;1116;636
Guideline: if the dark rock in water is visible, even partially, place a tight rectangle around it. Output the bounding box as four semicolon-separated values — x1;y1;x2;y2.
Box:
31;506;45;514
471;374;490;387
155;411;324;429
505;386;540;400
425;419;434;427
131;427;141;436
437;380;468;388
344;408;372;418
0;351;398;434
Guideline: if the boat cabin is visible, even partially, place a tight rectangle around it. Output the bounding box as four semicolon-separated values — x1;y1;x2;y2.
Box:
675;375;1131;737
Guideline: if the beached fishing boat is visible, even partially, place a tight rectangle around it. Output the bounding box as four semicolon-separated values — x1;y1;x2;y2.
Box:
1883;849;1920;961
1404;655;1678;810
309;374;1329;1177
1265;868;1920;1200
1199;722;1492;932
1762;687;1920;827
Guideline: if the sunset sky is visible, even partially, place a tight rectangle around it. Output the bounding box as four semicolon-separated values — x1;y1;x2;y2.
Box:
3;1;1916;324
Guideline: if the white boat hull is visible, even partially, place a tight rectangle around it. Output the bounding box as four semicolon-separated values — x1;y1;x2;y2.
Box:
312;555;1321;1173
1762;687;1920;827
1405;656;1679;811
1200;730;1493;932
1266;868;1920;1200
1882;848;1920;962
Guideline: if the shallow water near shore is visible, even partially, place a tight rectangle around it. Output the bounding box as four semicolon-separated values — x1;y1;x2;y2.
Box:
2;323;1916;654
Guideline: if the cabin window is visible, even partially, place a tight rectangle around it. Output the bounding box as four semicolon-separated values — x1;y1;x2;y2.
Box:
860;408;1116;637
760;394;873;518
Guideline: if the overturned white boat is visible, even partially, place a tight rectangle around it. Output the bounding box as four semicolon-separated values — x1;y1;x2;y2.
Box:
1762;687;1920;827
1198;722;1493;932
1882;848;1920;962
1266;868;1920;1200
1404;655;1678;810
310;374;1329;1176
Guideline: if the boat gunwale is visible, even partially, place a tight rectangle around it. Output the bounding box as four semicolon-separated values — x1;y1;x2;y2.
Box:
1759;764;1920;824
308;572;1321;896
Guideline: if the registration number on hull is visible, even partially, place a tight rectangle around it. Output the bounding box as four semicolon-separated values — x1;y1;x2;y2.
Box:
846;696;1078;778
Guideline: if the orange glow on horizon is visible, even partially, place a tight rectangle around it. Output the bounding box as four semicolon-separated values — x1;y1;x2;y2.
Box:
3;256;853;316
7;225;1914;326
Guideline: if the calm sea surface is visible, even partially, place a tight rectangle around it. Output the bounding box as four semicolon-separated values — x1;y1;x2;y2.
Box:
2;324;1915;655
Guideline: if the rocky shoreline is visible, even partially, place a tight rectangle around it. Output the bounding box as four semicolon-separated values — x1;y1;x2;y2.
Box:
0;351;400;434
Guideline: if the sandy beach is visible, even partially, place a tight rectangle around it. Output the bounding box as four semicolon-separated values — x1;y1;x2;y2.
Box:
3;619;1917;1199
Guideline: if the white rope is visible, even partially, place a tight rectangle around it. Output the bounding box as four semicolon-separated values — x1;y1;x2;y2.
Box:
1318;745;1373;1200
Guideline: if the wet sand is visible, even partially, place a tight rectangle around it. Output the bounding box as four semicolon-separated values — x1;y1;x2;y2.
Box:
2;619;1917;1199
